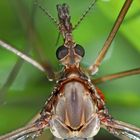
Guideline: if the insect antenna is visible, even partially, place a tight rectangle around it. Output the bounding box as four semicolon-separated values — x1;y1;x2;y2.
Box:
73;0;97;30
34;0;58;26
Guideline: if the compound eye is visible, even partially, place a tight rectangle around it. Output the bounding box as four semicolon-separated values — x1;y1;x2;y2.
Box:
56;45;68;60
74;44;85;57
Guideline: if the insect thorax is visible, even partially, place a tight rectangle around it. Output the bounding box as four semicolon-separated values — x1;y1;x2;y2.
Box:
41;67;102;139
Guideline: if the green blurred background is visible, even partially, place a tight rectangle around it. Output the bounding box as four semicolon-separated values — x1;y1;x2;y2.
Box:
0;0;140;140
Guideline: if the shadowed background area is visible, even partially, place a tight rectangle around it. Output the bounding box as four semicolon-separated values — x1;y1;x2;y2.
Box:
0;0;140;140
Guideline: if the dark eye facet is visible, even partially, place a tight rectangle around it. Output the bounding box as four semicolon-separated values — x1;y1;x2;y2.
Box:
74;44;85;57
56;45;68;60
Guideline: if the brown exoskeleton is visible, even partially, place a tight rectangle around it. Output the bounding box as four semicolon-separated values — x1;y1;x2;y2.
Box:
0;0;140;140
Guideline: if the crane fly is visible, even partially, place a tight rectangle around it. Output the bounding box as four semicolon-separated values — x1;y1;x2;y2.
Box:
0;0;140;140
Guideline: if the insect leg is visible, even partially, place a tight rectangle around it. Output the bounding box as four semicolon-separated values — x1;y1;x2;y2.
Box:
88;0;133;75
100;114;140;140
0;40;55;81
0;0;38;103
0;119;49;140
93;67;140;84
0;93;56;139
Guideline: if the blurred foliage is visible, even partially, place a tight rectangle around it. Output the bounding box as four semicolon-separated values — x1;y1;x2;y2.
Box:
0;0;140;140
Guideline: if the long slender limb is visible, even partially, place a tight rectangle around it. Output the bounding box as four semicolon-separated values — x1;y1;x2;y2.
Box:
0;40;55;80
0;95;54;139
0;59;25;103
0;0;55;102
88;0;133;75
16;0;55;80
101;116;140;140
0;1;37;103
93;67;140;84
28;112;41;124
0;90;55;140
0;1;55;83
0;119;49;140
0;110;48;139
0;123;39;140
